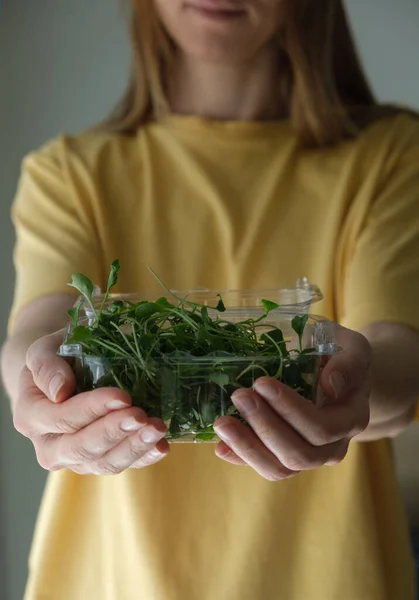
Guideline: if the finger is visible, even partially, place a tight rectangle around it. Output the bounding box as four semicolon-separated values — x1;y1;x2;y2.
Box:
214;416;297;481
16;367;134;437
324;438;350;467
215;440;247;466
231;389;349;471
320;325;372;401
130;438;170;470
67;438;169;475
253;377;369;446
90;419;168;474
26;331;76;403
48;407;150;467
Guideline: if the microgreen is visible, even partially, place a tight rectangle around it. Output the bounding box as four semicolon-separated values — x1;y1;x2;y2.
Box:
67;297;83;328
64;261;319;441
292;314;309;352
99;259;120;314
67;273;97;318
261;299;280;314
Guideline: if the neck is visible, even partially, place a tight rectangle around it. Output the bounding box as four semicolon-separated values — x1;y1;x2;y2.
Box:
168;46;284;122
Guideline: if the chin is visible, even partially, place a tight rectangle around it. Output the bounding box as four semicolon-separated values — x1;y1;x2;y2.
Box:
181;36;257;65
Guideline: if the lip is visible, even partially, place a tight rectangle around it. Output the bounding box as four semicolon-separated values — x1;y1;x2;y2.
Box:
185;1;246;19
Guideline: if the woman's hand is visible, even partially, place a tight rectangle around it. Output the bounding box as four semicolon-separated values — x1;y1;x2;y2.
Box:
214;325;371;481
13;331;169;475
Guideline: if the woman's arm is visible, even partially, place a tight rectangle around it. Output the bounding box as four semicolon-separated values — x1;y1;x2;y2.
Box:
356;322;419;442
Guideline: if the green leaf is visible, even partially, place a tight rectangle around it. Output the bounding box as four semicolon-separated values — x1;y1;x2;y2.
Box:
208;371;230;387
195;431;216;442
216;295;226;313
261;329;289;358
66;325;92;344
297;354;318;374
261;299;280;314
156;297;173;308
292;314;309;352
107;260;120;293
222;323;238;333
67;273;94;305
198;325;209;341
67;307;79;328
66;298;82;327
99;260;121;316
190;313;204;327
107;300;124;314
135;302;161;320
292;314;309;338
261;329;285;345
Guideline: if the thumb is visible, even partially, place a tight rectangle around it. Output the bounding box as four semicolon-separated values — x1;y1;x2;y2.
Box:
26;330;76;403
319;324;372;401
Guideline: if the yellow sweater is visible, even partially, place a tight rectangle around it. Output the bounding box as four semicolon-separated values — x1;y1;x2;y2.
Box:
10;114;419;599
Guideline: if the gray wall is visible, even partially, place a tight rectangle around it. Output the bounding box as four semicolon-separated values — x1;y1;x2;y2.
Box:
0;1;418;599
0;2;129;599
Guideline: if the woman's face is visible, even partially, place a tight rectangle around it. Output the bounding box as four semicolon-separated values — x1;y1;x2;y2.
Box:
153;0;284;64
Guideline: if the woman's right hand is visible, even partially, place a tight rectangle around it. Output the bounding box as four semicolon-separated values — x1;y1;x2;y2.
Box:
13;331;170;475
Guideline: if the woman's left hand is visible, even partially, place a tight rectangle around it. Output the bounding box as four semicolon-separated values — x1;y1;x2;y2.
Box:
214;325;372;481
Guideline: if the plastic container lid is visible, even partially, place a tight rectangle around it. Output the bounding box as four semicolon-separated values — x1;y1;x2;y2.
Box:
60;277;335;357
79;276;323;318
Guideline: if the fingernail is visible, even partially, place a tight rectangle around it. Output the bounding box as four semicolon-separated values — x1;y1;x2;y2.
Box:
329;371;347;399
49;374;64;401
120;417;143;432
232;390;257;415
215;444;232;459
140;427;163;444
106;400;128;410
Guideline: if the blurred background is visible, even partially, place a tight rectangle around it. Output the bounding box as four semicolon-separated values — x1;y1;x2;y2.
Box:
0;1;418;598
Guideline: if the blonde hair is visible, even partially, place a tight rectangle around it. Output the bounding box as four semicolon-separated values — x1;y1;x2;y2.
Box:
105;0;404;147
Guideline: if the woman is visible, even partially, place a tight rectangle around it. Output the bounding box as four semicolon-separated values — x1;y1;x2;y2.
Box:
2;1;419;598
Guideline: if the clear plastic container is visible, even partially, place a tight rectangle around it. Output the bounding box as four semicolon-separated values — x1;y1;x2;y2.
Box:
82;276;323;318
59;279;337;443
